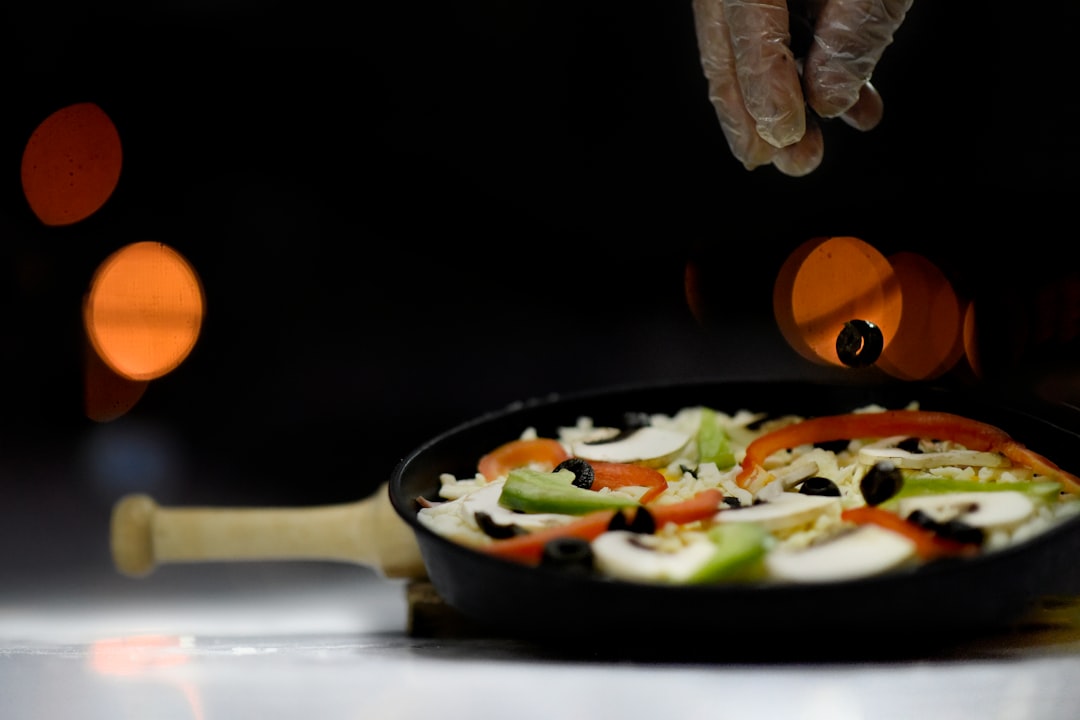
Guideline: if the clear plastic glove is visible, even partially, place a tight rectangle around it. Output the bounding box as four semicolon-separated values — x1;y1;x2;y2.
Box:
692;0;914;176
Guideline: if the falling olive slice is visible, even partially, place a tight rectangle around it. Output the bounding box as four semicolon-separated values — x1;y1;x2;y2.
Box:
836;319;884;368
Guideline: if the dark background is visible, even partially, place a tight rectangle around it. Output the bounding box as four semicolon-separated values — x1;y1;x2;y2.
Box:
1;0;1077;521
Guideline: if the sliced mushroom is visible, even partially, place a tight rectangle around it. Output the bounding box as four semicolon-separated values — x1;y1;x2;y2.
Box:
896;490;1035;530
592;523;768;584
766;525;917;583
715;491;840;531
592;531;719;584
571;426;690;468
774;460;820;490
460;482;572;531
858;445;1007;470
570;427;622;444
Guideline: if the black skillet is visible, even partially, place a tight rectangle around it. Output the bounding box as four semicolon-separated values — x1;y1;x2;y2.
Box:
389;378;1080;655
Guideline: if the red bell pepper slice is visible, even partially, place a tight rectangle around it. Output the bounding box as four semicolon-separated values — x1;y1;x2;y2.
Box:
478;437;669;502
481;509;618;565
591;461;669;505
478;438;570;481
481;489;724;566
648;488;724;527
735;410;1080;495
841;505;978;560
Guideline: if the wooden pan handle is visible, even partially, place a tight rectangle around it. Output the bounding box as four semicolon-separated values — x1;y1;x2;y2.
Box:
110;481;427;580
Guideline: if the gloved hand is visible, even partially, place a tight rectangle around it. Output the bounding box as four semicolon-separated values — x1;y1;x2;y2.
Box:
692;0;914;176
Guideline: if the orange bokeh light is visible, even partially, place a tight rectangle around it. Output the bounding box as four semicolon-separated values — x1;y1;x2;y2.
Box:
773;236;902;367
83;337;149;422
84;241;205;382
21;102;123;227
877;252;965;381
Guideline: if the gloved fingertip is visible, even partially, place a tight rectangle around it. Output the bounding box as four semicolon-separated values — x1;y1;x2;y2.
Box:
773;152;822;178
752;99;807;149
772;123;824;177
741;155;772;172
808;94;857;121
728;133;779;172
839;83;885;132
758;121;805;150
806;75;862;120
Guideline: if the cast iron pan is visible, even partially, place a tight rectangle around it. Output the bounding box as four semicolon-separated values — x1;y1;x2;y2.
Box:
388;378;1080;655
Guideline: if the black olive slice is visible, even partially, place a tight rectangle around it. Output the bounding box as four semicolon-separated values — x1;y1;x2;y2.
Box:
860;460;904;506
474;511;527;539
554;457;595;489
905;509;936;531
607;510;630;531
607;507;656;535
814;439;850;454
539;537;594;574
943;522;985;546
836;319;884;368
897;437;922;454
906;509;984;545
799;476;841;497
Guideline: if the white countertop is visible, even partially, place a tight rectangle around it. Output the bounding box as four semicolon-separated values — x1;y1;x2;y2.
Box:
4;433;1080;720
6;548;1080;720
